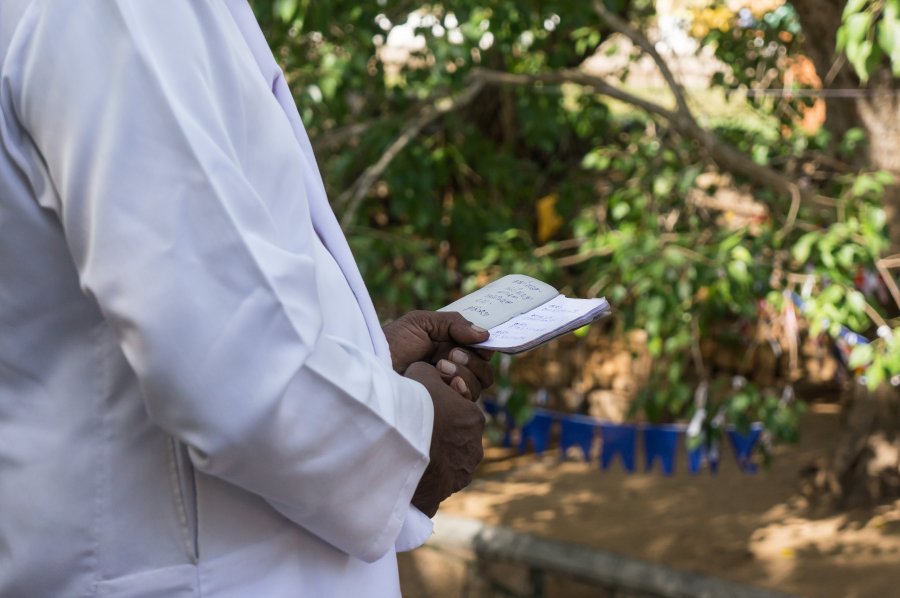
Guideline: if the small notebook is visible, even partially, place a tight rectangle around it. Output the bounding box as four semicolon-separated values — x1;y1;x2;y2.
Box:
439;274;611;354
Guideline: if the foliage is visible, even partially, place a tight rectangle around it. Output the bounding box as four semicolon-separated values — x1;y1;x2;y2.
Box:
251;0;897;453
837;0;900;82
251;0;620;307
691;1;812;129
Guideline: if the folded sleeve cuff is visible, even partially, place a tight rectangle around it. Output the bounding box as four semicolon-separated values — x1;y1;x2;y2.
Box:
394;506;434;552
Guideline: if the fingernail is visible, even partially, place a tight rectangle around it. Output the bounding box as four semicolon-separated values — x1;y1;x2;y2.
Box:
452;377;469;395
471;324;488;334
450;349;469;365
438;360;457;375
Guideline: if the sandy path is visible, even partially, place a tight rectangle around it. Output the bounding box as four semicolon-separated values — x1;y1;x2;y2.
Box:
436;405;900;598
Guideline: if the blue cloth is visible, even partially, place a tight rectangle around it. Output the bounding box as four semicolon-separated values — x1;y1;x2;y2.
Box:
687;441;720;475
599;424;637;472
643;426;681;475
727;425;763;473
560;416;596;462
519;411;555;454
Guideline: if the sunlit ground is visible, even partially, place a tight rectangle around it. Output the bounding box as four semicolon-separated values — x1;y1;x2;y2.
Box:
420;404;900;598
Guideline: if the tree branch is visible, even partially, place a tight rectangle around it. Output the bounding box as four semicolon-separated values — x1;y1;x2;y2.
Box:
471;67;674;121
334;36;811;231
589;1;812;217
591;0;693;119
876;256;900;313
469;68;811;216
555;247;614;267
775;183;803;243
312;121;376;154
337;78;486;230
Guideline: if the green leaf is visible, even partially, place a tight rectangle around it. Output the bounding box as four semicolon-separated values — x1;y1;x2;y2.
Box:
865;40;884;79
731;245;753;264
718;233;744;256
820;284;844;305
610;284;628;303
887;0;900;20
645;295;665;317
883;19;900;76
875;170;896;185
837;24;850;53
667;362;682;384
611;202;631;220
820;243;836;269
852;172;884;196
847;289;867;315
730;391;751;414
867;359;885;390
866;206;887;230
837;244;857;269
843;0;870;19
848;38;875;82
727;260;750;284
849;343;874;369
273;0;299;23
829;321;843;338
653;174;675;197
845;12;874;44
878;16;896;56
792;232;819;264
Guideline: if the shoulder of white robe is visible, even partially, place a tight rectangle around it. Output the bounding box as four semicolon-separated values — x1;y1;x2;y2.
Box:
223;0;393;364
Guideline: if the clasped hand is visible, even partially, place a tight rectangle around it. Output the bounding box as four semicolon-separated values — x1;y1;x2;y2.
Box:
383;311;494;517
383;310;494;400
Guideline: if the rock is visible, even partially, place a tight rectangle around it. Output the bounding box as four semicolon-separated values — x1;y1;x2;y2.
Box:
588;390;629;422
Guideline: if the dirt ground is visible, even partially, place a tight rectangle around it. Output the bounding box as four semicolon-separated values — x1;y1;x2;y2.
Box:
409;403;900;598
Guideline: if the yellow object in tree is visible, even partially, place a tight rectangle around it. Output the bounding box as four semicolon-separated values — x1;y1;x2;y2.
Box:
536;194;564;244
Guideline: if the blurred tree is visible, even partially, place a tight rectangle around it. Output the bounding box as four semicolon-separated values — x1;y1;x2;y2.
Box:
793;0;900;253
793;0;900;505
248;0;900;504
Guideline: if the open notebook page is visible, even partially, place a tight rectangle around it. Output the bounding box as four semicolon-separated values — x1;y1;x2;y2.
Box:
472;295;611;353
438;274;559;330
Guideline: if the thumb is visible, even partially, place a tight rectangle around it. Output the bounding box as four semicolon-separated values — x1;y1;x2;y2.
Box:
434;311;490;345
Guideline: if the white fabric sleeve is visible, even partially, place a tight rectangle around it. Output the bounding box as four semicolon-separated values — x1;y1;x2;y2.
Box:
9;1;432;563
395;507;434;552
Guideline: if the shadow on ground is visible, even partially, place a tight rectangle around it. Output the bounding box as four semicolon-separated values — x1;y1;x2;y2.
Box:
400;406;900;598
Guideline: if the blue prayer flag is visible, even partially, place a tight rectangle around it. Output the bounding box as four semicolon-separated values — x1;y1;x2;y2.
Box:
643;426;681;475
519;411;554;455
599;423;637;472
687;440;720;475
727;425;763;473
560;415;596;462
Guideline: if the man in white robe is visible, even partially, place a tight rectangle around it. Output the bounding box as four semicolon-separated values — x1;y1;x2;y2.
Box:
0;1;492;596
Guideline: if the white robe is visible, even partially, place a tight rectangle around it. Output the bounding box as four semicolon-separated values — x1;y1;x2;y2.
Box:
0;1;434;595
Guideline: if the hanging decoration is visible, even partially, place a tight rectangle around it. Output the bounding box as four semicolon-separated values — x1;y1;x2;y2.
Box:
478;291;874;477
483;400;764;475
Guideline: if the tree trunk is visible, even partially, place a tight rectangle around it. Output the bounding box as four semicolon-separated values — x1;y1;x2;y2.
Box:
856;68;900;254
829;382;900;507
792;0;900;253
789;0;862;142
790;0;900;506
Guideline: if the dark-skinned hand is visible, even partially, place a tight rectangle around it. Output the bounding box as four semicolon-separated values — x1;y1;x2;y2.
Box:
383;310;494;401
405;361;485;518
